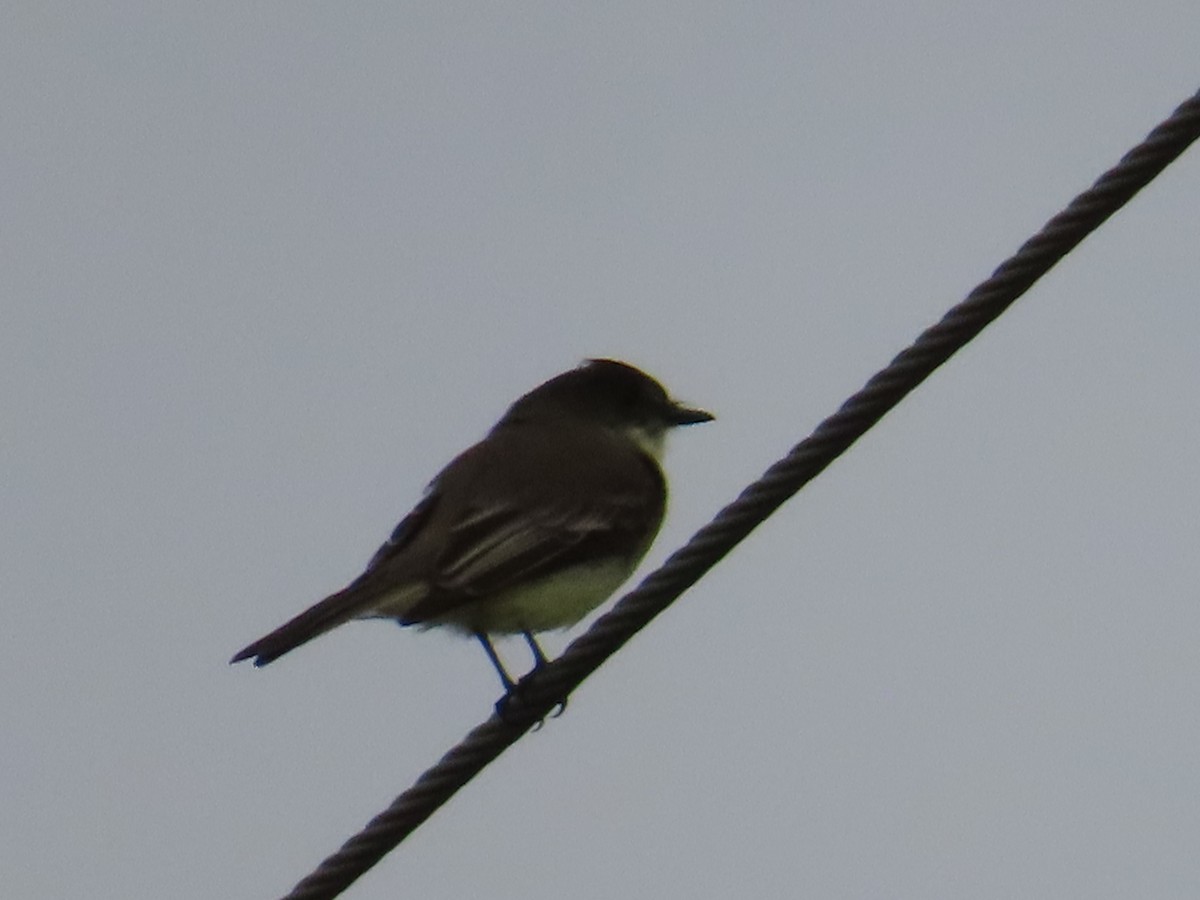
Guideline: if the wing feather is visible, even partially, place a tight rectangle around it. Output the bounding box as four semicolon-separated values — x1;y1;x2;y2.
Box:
402;481;662;624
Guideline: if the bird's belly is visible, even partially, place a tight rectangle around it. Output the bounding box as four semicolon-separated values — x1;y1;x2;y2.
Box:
439;559;635;634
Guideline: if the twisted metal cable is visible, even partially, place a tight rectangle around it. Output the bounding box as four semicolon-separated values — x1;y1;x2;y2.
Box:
279;88;1200;900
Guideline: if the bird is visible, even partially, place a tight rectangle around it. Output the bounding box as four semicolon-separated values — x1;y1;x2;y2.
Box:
230;358;713;695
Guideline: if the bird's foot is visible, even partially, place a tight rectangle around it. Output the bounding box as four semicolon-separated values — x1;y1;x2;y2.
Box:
494;676;568;727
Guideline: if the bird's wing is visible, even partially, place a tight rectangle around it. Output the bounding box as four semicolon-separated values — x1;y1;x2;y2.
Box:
364;487;439;571
233;424;669;663
399;473;663;625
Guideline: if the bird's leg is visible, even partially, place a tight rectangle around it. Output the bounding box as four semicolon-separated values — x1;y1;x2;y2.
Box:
522;630;566;718
475;632;516;693
487;631;568;723
522;630;549;668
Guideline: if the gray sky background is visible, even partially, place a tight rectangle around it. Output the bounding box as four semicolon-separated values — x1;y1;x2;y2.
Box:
4;4;1200;898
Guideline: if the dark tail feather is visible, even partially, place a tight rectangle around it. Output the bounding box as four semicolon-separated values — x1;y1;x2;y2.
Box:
230;587;364;667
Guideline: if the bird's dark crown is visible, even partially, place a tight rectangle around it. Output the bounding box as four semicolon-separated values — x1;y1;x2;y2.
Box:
498;359;708;431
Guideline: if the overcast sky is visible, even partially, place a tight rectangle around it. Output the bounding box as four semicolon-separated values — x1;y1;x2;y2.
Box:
4;4;1200;899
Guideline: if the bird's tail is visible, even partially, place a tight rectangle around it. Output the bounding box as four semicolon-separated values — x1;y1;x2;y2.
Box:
230;587;365;667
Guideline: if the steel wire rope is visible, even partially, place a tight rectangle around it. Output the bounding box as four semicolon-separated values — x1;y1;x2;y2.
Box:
276;88;1200;900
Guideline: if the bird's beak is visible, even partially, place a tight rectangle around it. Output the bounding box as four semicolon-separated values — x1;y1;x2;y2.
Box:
667;402;715;426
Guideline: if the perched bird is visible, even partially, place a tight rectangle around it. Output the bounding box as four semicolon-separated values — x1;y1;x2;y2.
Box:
231;359;712;693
